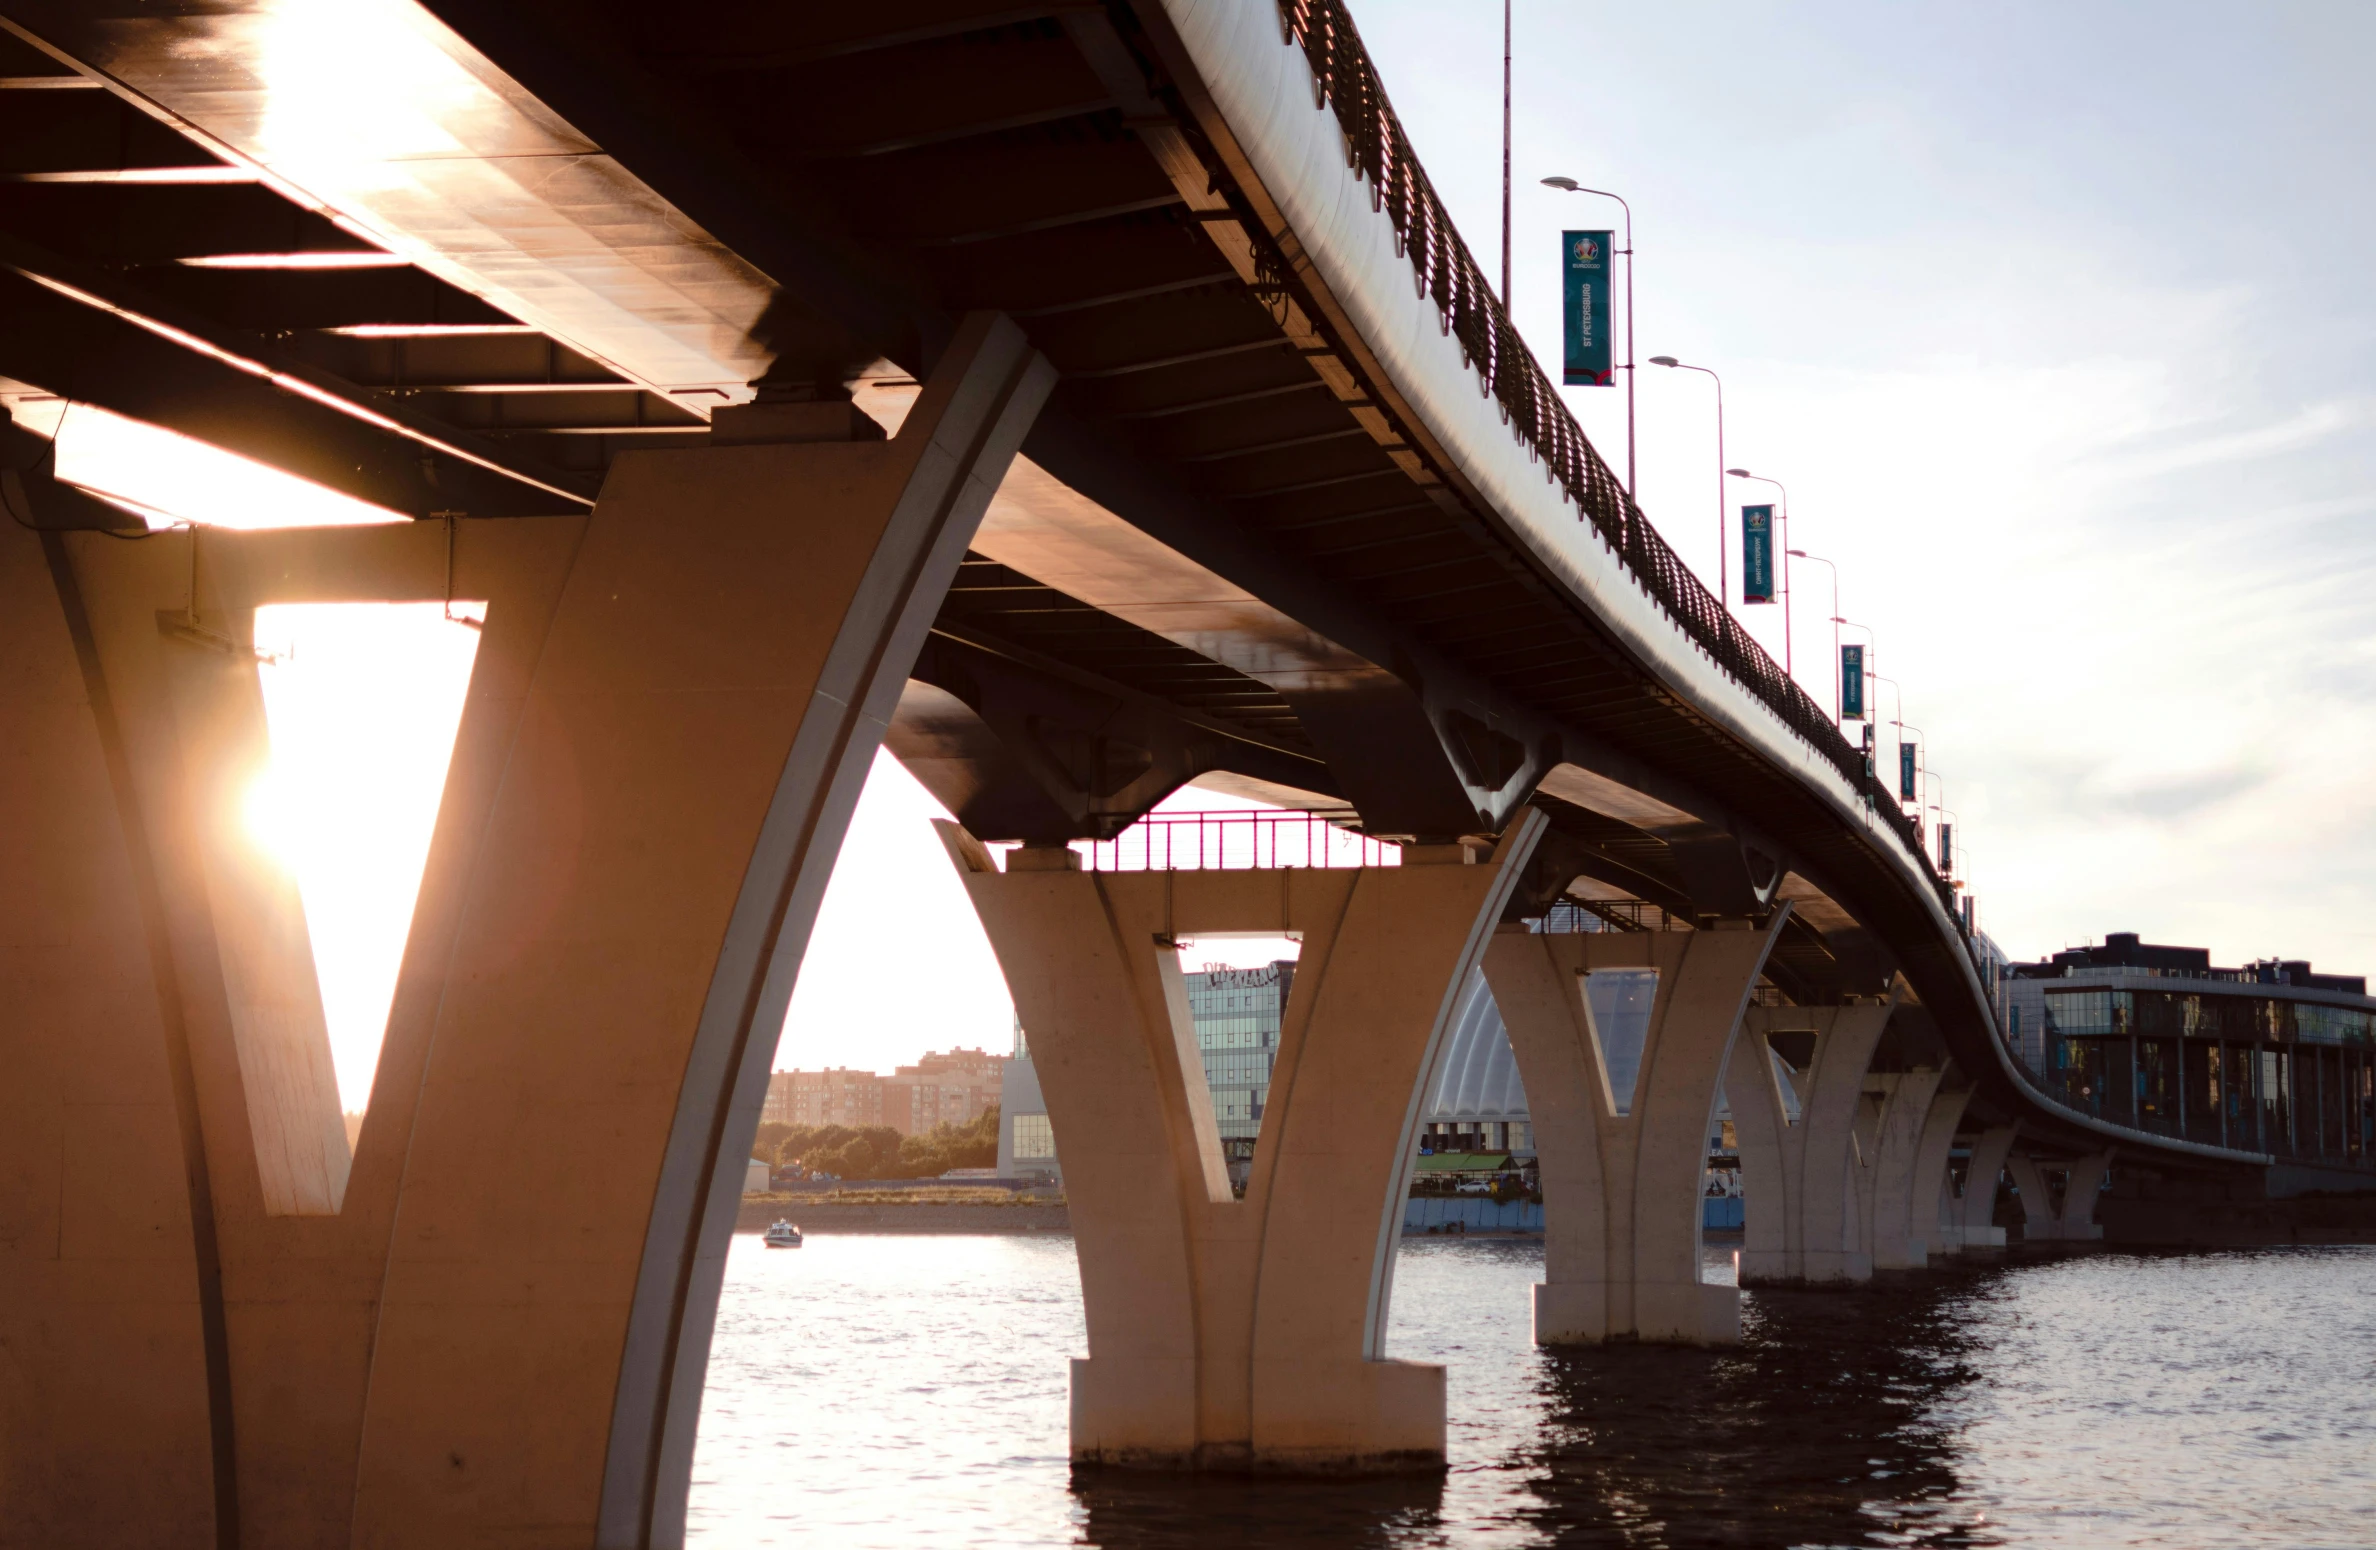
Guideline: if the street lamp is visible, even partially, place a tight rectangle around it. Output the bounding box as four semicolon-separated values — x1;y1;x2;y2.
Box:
1501;1;1512;306
1726;467;1791;677
1648;355;1725;605
1868;671;1905;732
1871;672;1914;804
1787;548;1839;718
1541;176;1636;496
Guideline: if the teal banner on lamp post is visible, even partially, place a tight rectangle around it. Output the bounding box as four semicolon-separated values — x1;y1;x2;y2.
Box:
1840;644;1866;721
1561;230;1613;385
1741;504;1774;603
1899;741;1918;801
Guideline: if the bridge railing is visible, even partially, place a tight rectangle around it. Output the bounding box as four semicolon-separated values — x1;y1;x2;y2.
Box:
1069;808;1395;871
1275;0;1954;925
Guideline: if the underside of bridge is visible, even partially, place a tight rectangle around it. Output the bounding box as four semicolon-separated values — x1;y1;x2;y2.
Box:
0;0;1925;1011
0;4;2305;1547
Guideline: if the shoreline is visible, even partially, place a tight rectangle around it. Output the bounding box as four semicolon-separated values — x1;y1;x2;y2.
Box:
736;1199;1070;1235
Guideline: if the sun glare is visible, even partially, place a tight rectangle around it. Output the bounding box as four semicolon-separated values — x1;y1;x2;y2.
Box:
242;764;300;868
51;402;408;531
251;602;483;1114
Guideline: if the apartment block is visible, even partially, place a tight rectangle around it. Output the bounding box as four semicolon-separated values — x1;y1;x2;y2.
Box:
764;1047;1009;1136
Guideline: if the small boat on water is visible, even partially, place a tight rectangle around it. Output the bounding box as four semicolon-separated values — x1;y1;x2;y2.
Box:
763;1220;803;1249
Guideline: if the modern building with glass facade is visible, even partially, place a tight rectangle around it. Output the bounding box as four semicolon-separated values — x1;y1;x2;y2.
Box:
2004;933;2376;1162
995;1022;1059;1182
1183;961;1295;1184
1419;970;1532;1155
996;962;1298;1186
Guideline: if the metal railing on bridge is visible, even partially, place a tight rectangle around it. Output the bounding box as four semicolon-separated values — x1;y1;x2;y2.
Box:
1069;809;1396;871
1275;0;1953;925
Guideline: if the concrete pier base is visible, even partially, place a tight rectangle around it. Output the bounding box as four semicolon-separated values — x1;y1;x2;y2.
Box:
1937;1224;2008;1251
1483;911;1788;1345
1534;1278;1743;1346
944;815;1544;1472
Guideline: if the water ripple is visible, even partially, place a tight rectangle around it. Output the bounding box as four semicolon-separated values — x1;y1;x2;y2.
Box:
688;1234;2376;1549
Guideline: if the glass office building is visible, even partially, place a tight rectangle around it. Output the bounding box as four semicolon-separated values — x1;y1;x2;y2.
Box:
2004;933;2376;1161
994;1022;1060;1182
1184;961;1295;1182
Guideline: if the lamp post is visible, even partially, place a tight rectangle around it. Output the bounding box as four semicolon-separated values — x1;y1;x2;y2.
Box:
1500;0;1512;306
1869;671;1905;733
1872;672;1912;803
1727;467;1790;676
1648;355;1724;604
1541;176;1635;496
1787;548;1839;718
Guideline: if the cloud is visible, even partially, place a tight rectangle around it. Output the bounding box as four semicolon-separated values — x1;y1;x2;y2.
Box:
2101;766;2274;823
2074;398;2375;486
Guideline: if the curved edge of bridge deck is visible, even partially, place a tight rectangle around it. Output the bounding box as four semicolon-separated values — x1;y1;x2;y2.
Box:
1145;0;2293;1185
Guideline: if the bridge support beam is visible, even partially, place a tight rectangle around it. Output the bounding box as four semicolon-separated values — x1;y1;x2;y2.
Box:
0;505;228;1545
1940;1125;2014;1253
2008;1151;2111;1244
1482;911;1788;1345
2;312;1051;1548
1722;995;1899;1287
1862;1071;1968;1270
940;813;1544;1470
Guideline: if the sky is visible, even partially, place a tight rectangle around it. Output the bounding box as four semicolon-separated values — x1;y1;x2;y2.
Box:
235;0;2376;1104
1347;0;2376;974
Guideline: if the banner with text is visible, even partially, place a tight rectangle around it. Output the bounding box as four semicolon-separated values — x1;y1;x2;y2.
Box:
1562;230;1613;385
1741;504;1774;603
1899;740;1918;801
1840;643;1866;721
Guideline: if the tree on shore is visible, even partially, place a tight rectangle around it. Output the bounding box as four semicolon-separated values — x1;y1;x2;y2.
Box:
754;1106;1000;1181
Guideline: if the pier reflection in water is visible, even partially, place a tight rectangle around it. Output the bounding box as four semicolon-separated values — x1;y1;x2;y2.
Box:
688;1234;2376;1549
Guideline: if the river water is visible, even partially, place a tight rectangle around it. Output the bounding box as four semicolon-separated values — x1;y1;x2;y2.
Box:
687;1234;2375;1548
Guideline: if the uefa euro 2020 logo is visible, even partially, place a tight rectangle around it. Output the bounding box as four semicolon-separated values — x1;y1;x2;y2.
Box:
1571;235;1600;266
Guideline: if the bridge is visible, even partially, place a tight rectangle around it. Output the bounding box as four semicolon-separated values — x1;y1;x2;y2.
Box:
1;0;2361;1543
